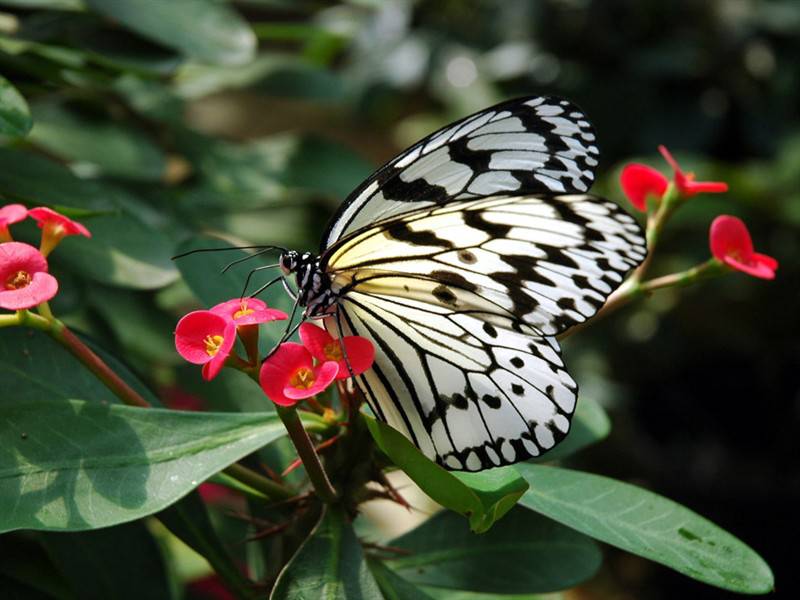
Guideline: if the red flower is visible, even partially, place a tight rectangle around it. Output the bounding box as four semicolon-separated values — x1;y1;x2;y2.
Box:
0;242;58;310
658;145;728;198
709;215;778;280
620;164;669;211
28;206;91;256
175;310;237;381
299;322;374;380
210;298;287;325
0;204;27;241
259;342;339;406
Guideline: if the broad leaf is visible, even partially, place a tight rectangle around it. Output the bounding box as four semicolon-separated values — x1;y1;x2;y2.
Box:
516;464;774;594
366;414;529;532
41;521;173;600
271;506;382;600
367;558;437;600
0;399;290;532
158;491;255;600
387;508;601;594
85;0;256;66
0;327;158;406
30;101;166;181
0;74;32;137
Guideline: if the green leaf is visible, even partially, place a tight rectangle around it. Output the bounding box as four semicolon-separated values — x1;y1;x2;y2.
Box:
55;212;178;289
515;464;774;594
0;74;32;137
453;468;528;533
529;396;610;462
41;521;173;600
271;506;382;600
364;414;527;533
0;147;114;210
367;558;437;600
0;399;289;532
29;101;166;181
386;508;601;594
423;590;559;600
158;491;255;600
0;0;83;8
0;327;158;406
85;0;256;66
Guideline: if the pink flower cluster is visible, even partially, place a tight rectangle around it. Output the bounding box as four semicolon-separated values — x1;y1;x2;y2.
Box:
174;301;374;408
0;204;91;311
620;146;777;280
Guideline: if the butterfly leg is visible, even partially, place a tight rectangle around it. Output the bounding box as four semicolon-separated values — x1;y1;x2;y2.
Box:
262;294;305;360
334;304;357;380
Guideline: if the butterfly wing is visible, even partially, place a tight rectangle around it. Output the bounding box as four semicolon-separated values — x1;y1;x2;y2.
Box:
324;194;646;470
320;96;600;251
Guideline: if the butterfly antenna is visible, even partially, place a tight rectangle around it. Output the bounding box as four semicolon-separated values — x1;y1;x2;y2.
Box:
221;248;281;273
242;273;282;300
171;244;288;261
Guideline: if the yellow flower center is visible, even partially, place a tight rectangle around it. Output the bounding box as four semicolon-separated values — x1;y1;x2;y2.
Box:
233;307;255;319
289;367;316;389
5;270;31;290
203;334;225;357
323;340;343;361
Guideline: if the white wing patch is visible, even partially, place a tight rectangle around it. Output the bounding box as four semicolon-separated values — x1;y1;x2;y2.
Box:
332;296;577;471
321;96;600;250
326;194;646;337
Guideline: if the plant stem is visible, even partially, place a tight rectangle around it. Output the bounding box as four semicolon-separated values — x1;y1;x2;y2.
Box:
276;405;338;504
223;463;293;501
48;320;153;408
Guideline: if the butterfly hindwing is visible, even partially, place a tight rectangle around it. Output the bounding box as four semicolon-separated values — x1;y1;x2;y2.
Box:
321;96;600;250
331;293;577;470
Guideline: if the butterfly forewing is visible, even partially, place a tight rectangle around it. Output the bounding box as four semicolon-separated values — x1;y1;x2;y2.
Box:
321;96;600;251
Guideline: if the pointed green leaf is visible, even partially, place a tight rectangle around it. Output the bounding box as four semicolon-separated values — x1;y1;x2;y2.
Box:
0;327;158;406
0;399;289;532
29;101;166;181
367;558;437;600
453;467;528;533
515;464;774;594
0;74;32;137
387;508;601;594
271;506;382;599
85;0;256;66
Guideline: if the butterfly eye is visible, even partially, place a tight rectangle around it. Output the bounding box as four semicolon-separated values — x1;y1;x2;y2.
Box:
279;252;297;275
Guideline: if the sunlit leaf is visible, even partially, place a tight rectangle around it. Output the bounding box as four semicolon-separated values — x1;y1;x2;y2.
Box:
0;399;290;532
85;0;256;66
516;464;774;594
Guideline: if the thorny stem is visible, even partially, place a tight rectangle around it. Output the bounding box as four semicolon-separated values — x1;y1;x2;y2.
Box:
276;404;339;504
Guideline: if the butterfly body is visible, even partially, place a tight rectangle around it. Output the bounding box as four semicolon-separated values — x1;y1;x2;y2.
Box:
277;96;646;471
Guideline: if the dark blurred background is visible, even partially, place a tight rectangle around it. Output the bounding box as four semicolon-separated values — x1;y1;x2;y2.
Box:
1;1;798;598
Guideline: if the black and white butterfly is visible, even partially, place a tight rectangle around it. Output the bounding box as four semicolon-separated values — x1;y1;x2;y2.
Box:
269;96;646;471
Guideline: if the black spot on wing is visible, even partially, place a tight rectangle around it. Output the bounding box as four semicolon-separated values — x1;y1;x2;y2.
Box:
379;170;450;204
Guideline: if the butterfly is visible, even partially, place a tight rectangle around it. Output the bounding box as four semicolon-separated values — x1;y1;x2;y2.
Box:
270;96;646;472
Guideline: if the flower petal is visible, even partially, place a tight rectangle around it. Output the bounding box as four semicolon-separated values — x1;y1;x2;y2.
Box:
211;297;288;325
259;343;313;406
299;321;334;362
0;241;48;281
174;310;231;364
620;163;668;211
709;215;754;262
0;204;27;227
337;336;375;379
0;271;58;310
28;206;91;237
282;361;339;399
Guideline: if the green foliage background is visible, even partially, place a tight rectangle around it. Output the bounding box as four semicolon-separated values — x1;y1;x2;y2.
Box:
0;1;796;599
